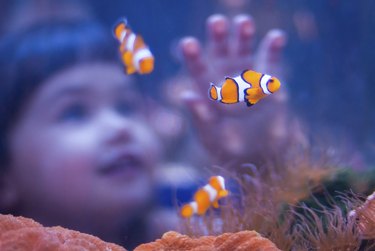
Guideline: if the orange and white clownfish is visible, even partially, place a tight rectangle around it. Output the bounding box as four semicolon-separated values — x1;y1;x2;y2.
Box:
113;18;154;75
208;69;281;106
180;176;229;218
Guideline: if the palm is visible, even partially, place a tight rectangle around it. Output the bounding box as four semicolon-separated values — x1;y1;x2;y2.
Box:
172;14;297;166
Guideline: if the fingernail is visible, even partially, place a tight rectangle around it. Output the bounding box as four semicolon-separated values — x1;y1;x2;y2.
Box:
180;37;200;57
207;14;227;25
207;14;229;38
267;30;287;48
234;14;255;37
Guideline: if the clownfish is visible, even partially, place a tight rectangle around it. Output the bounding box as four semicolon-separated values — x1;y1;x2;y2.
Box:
180;176;229;218
113;18;154;74
209;70;281;106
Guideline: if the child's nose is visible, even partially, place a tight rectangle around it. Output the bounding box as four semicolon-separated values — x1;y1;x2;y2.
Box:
100;110;132;145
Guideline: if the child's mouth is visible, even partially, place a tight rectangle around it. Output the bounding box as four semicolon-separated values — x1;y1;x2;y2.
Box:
98;150;145;180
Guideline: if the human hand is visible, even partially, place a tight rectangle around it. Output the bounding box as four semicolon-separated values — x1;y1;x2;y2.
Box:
167;14;304;166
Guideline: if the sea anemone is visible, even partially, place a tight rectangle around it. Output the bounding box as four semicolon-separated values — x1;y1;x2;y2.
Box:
293;202;361;250
178;145;375;250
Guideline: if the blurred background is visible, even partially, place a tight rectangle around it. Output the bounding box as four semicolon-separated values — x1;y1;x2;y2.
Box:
0;0;374;163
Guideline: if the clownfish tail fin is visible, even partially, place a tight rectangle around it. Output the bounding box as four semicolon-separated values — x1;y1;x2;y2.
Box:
114;17;129;28
180;204;194;218
113;17;130;38
209;83;220;101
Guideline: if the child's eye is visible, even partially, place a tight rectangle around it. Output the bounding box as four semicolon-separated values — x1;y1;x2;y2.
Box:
58;104;89;122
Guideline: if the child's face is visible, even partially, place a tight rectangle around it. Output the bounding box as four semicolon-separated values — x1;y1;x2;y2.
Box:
7;63;159;224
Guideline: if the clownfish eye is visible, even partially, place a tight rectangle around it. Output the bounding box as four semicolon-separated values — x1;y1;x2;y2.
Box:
58;103;89;122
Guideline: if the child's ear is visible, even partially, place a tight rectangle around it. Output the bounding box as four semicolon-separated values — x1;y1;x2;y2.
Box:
0;171;20;212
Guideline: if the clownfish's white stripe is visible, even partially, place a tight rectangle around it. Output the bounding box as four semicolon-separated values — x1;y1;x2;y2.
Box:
203;184;217;202
233;75;251;102
126;33;136;51
260;74;272;95
119;30;127;42
216;86;222;101
216;176;225;190
133;49;152;70
190;201;198;214
133;48;152;70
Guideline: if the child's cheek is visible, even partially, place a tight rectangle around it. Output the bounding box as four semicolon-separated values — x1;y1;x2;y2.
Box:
136;124;161;165
62;130;98;150
36;134;99;207
40;127;99;177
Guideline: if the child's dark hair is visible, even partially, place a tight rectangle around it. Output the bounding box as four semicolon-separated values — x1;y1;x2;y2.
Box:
0;19;118;171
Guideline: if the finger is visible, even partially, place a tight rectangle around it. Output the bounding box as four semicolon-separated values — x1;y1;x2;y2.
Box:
179;37;207;81
232;14;256;57
182;92;224;158
206;14;230;58
256;29;287;73
180;89;219;149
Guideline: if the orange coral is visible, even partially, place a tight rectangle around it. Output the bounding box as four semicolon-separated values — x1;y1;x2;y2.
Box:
0;214;126;251
0;214;42;231
134;230;281;251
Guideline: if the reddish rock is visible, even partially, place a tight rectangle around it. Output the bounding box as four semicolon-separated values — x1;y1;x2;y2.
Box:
0;214;126;251
134;230;280;251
